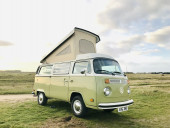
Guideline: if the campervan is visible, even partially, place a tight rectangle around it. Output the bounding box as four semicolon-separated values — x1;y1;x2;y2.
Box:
33;53;133;117
32;28;133;117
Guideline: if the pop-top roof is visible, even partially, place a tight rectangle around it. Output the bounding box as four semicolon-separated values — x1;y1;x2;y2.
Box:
40;27;100;63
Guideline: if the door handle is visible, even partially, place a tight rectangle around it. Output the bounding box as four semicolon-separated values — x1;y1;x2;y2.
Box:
64;78;68;82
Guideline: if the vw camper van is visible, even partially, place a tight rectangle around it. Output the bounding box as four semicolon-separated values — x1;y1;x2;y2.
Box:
33;53;133;117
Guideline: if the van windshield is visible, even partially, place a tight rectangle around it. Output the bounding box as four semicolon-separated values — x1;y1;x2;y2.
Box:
93;58;123;75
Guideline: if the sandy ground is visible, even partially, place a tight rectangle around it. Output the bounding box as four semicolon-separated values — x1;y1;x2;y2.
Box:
0;94;37;103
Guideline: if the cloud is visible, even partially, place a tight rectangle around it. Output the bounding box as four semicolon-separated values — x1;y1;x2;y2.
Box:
98;0;170;31
118;54;170;72
97;34;145;57
145;26;170;49
97;26;170;59
0;40;13;46
118;26;170;49
96;0;170;72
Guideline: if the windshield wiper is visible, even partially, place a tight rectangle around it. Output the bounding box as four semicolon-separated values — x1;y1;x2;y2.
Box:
96;70;111;74
112;71;122;75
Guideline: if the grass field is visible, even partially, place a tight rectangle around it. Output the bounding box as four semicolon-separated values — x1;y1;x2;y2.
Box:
0;72;34;94
0;72;170;128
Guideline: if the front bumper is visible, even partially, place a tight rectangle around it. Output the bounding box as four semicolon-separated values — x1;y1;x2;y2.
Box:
32;91;37;97
98;99;134;109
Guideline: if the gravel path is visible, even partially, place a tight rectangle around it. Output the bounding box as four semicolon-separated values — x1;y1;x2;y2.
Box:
0;94;37;103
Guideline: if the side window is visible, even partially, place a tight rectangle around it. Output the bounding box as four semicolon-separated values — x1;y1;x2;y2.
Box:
73;61;91;74
53;62;70;75
39;66;52;75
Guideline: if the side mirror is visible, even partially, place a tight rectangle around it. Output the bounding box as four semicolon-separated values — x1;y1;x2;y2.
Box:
81;68;87;74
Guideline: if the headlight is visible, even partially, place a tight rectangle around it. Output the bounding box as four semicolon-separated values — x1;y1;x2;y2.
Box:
127;86;131;94
104;87;111;96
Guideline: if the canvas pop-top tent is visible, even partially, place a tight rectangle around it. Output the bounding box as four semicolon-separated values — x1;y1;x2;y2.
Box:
40;27;100;64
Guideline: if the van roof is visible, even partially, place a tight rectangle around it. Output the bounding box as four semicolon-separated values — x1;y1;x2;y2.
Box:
39;53;116;66
76;53;114;60
40;27;100;63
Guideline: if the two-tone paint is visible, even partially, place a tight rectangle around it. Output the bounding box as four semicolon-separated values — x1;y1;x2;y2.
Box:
33;54;133;110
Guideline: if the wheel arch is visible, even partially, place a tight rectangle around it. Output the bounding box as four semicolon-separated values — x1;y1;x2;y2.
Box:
37;89;45;95
70;92;84;103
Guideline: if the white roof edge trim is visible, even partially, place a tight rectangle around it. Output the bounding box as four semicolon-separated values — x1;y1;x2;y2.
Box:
40;53;115;66
76;53;115;61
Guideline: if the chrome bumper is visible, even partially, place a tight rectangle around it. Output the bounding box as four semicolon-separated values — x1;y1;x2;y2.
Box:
98;99;134;109
32;92;37;97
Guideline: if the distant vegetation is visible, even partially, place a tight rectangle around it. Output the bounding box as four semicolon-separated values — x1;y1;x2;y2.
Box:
0;70;22;73
0;71;35;94
125;72;170;74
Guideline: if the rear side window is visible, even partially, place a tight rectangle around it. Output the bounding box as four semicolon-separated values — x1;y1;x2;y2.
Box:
53;62;70;75
39;66;52;75
73;61;91;74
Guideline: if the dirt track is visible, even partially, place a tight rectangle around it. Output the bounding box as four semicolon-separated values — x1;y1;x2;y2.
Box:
0;94;36;103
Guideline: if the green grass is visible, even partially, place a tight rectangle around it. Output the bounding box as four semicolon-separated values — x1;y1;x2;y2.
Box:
0;72;34;94
0;88;169;128
0;72;170;127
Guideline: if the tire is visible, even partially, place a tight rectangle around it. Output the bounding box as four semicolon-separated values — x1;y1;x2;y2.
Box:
38;92;47;105
103;109;115;112
71;96;87;117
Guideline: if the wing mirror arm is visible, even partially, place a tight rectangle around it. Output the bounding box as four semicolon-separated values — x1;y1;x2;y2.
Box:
81;68;87;75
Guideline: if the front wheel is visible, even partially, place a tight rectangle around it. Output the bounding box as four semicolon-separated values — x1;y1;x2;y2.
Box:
38;92;47;105
71;96;87;117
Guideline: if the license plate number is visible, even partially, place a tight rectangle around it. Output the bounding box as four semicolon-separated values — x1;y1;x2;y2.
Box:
118;106;128;112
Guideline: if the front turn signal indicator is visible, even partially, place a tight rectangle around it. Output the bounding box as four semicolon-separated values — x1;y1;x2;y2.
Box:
90;98;94;102
105;79;110;84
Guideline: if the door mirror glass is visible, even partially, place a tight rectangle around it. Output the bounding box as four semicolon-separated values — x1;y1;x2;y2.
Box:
80;68;87;74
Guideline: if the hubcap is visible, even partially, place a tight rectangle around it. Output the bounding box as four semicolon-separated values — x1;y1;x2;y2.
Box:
73;100;82;114
39;93;43;103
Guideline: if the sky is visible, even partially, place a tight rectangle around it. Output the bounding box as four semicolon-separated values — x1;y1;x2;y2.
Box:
0;0;170;72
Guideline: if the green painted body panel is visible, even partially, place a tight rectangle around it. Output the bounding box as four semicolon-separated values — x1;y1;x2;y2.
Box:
95;76;129;104
34;76;51;97
33;75;129;109
50;76;69;101
69;75;97;108
33;70;130;111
